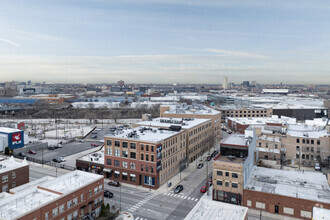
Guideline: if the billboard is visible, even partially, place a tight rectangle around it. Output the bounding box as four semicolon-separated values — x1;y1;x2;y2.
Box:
8;131;24;149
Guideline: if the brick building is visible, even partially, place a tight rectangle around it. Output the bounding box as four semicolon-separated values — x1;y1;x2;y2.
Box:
221;106;272;122
0;156;29;193
104;127;185;189
134;117;213;163
244;167;330;219
0;170;104;220
160;104;221;144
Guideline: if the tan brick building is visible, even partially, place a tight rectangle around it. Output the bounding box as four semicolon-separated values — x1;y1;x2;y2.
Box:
160;104;221;144
134;117;213;163
0;170;104;220
221;106;272;122
104;127;185;189
0;156;29;193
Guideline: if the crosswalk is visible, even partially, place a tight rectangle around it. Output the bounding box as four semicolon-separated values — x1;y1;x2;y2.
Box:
163;192;199;202
127;193;157;213
134;217;148;220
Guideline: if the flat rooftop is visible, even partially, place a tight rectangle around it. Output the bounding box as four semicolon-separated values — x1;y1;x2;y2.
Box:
287;124;329;139
105;126;182;143
78;149;104;165
0;156;29;174
184;197;248;220
246;167;330;204
135;117;210;130
221;134;247;147
164;104;220;115
0;170;103;220
0;127;21;133
227;115;296;125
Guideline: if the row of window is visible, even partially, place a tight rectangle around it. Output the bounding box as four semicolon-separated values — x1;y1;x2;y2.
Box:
188;123;211;137
1;172;15;183
216;170;239;178
296;138;320;145
216;180;238;188
227;114;268;118
258;142;278;148
225;110;266;114
113;171;136;182
296;153;318;160
296;146;321;153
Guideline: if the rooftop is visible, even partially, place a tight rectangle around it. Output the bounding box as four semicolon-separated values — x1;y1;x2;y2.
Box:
0;127;21;133
105;126;182;143
184;197;248;220
227;115;296;126
164;103;220;115
215;155;244;164
0;156;29;174
313;207;330;220
135;117;210;130
246;167;330;204
0;170;103;220
78;149;104;165
287;124;329;139
221;134;248;147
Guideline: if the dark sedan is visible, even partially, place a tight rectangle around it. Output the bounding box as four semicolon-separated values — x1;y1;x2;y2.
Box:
174;185;184;194
104;190;114;198
108;180;120;187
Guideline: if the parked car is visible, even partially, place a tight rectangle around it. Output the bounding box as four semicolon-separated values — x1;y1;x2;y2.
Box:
200;186;207;193
211;150;219;158
53;158;60;163
18;152;26;157
58;157;66;162
209;177;213;186
174;185;184;194
197;163;204;169
108;180;120;187
91;135;97;139
55;144;62;149
207;156;212;161
91;143;99;147
104;190;114;198
28;150;37;154
315;163;321;171
79;139;85;143
48;146;55;150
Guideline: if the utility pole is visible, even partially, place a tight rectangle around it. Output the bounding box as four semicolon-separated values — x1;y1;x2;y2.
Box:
119;185;122;212
206;158;209;196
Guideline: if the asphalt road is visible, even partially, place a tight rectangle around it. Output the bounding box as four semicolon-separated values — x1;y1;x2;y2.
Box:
29;163;70;181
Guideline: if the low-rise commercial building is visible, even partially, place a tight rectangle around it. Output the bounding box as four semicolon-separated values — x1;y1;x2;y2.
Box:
0;170;104;220
221;106;272;122
0;156;29;193
104;127;185;189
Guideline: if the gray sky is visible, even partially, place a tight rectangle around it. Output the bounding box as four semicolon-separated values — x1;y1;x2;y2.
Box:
0;0;330;84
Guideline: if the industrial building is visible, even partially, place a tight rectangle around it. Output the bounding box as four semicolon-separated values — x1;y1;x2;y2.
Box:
0;127;24;152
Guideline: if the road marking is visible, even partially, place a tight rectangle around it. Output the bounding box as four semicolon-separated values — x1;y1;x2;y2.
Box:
135;217;140;220
132;205;139;209
194;198;198;201
187;197;191;200
183;196;187;199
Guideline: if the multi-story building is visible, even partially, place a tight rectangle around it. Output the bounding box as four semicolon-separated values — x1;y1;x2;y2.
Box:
133;117;213;163
0;156;29;193
221;106;272;122
104;127;185;189
0;170;104;220
160;103;221;144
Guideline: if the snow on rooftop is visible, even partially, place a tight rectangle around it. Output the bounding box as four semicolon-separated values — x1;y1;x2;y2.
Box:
287;124;328;139
135;117;210;130
313;207;330;220
78;149;104;165
184;197;248;220
0;156;29;174
39;170;103;194
227;115;296;125
0;127;21;133
105;126;182;143
165;104;220;115
221;134;247;147
246;167;330;204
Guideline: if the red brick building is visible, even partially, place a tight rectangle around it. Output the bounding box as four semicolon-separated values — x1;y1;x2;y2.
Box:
0;170;104;220
0;156;29;193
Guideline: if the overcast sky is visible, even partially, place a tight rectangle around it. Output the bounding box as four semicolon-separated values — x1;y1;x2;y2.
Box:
0;0;329;84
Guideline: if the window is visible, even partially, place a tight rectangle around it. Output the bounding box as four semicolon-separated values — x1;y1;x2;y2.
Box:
265;143;268;148
317;140;320;145
306;155;309;160
247;200;252;207
311;147;314;152
283;207;294;215
302;139;305;144
122;142;128;148
141;154;144;160
146;165;149;172
114;171;120;178
130;174;136;182
115;141;120;147
59;204;65;214
232;173;238;178
217;171;223;176
106;148;112;156
2;184;8;192
81;194;84;202
115;149;120;157
130;143;136;149
141;144;144;151
151;146;154;152
122;161;127;168
225;172;229;177
311;140;314;145
274;144;278;149
317;147;321;153
114;160;120;167
2;175;8;183
141;164;143;171
146;154;149;161
89;190;92;197
12;182;16;188
73;210;78;219
130;163;135;170
256;202;265;209
306;147;309;152
151;155;154;162
225;182;229;187
122;172;128;181
296;139;300;143
107;139;112;146
259;142;261;147
106;159;112;165
217;180;222;186
12;172;16;179
130;152;136;159
45;213;49;220
67;200;73;209
296;146;300;151
52;207;59;217
151;166;154;173
302;154;305;159
122;150;128;158
232;183;238;188
146;145;149;151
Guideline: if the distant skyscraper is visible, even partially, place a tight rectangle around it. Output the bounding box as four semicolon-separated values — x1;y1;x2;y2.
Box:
242;81;250;87
222;76;228;90
117;80;125;87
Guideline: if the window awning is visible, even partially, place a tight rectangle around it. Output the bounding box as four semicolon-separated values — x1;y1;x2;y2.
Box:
122;172;127;175
130;174;136;177
114;171;120;174
103;168;112;173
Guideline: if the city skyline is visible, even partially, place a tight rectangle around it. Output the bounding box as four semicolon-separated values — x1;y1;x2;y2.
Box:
0;0;330;84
